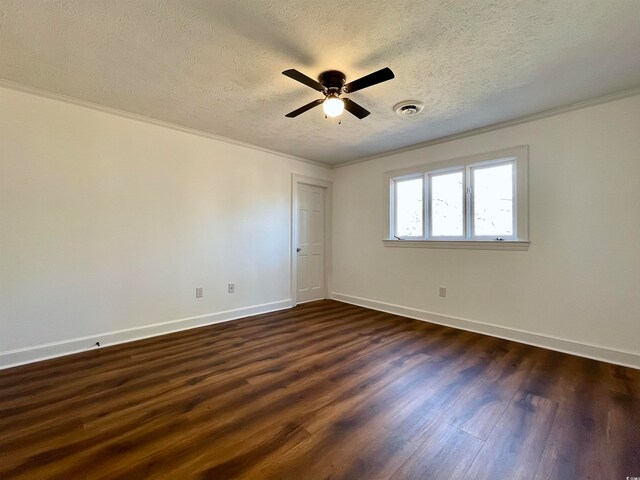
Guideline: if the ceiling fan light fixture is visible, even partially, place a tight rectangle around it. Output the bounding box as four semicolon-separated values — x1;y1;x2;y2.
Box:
282;67;394;120
323;95;344;117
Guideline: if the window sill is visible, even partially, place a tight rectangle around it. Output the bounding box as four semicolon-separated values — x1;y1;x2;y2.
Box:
382;239;530;251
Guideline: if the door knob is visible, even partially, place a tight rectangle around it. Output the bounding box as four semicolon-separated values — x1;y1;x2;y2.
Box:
296;248;302;252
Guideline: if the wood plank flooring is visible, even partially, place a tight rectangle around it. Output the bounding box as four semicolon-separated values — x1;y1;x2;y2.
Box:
1;300;638;479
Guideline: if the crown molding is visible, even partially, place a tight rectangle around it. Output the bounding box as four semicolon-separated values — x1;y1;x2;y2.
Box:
331;85;640;169
0;79;327;169
3;78;639;170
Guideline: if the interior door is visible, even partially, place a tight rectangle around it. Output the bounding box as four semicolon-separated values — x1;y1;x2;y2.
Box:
296;183;325;304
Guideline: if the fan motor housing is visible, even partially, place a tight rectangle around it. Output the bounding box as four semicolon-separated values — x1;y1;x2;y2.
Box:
318;70;346;91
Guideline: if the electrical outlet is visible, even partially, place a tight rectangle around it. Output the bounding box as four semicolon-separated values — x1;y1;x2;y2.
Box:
439;286;447;297
228;283;235;294
196;287;204;298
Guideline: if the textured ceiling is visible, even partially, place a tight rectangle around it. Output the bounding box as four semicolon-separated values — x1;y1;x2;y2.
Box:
1;1;640;165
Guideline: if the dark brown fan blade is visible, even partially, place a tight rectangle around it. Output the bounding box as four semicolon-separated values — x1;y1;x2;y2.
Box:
282;69;325;92
343;98;370;119
343;67;394;93
285;98;324;118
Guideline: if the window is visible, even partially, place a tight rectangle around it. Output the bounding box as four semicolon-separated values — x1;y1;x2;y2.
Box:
429;169;464;238
384;146;529;250
471;161;514;238
395;176;423;238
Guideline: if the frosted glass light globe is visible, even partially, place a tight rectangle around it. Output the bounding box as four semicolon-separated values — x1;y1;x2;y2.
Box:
323;96;344;117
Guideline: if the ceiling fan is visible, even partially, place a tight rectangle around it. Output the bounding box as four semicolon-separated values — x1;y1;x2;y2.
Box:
282;67;395;120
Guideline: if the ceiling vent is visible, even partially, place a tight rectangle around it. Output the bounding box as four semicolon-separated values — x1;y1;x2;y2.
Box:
394;100;424;117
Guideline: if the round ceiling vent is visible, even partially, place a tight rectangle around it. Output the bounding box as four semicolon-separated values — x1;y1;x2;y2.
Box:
394;100;425;117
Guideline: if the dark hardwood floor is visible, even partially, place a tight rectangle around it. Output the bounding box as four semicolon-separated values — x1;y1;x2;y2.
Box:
1;300;638;479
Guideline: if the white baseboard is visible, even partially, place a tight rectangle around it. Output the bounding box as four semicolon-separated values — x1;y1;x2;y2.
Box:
0;299;293;370
331;293;640;370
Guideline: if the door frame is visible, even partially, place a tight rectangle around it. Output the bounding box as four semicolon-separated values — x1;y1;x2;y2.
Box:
291;174;333;306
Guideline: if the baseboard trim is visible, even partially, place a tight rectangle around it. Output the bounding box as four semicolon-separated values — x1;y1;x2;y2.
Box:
331;293;640;370
0;299;293;370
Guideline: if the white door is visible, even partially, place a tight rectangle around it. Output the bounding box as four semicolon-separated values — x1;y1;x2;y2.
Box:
296;184;325;304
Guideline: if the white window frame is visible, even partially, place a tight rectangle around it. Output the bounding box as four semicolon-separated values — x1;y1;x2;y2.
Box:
393;174;424;240
427;167;466;240
384;146;530;251
469;158;516;241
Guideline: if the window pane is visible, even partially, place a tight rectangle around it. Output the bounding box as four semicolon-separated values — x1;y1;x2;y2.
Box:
395;177;423;237
430;171;464;237
473;162;513;237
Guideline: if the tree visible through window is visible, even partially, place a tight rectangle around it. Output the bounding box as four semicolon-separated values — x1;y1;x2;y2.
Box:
430;170;464;238
387;146;528;244
395;177;422;238
472;162;513;237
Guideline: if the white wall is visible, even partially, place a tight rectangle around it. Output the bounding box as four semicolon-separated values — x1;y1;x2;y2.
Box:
331;94;640;367
2;86;639;370
0;86;330;367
